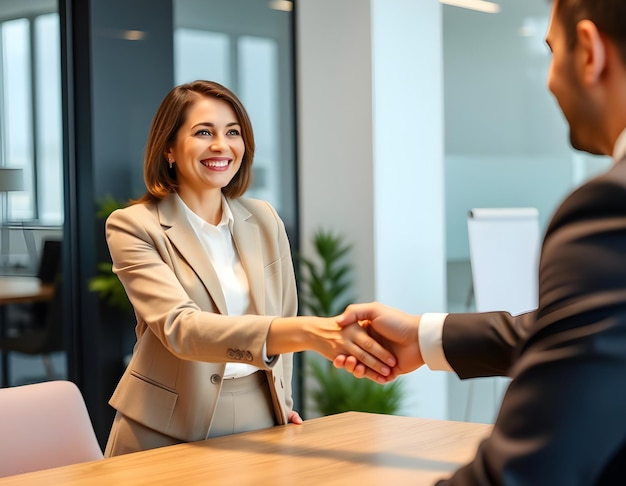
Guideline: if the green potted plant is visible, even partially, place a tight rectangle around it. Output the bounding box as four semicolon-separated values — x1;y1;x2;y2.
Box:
298;229;403;416
88;195;132;314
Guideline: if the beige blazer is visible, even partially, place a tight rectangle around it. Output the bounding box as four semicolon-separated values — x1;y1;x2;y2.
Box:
104;194;297;442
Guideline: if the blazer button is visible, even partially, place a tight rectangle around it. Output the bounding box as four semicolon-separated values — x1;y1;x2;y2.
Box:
210;374;221;385
245;351;253;362
227;349;236;359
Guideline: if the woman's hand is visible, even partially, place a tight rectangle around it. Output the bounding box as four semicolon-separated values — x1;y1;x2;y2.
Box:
267;315;397;381
304;316;397;380
288;410;303;424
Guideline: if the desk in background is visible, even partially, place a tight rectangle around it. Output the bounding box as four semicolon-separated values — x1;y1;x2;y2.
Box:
0;412;492;485
0;276;54;305
0;276;54;387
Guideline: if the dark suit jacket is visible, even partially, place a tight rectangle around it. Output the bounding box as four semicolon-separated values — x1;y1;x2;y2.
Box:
105;194;297;444
439;157;626;485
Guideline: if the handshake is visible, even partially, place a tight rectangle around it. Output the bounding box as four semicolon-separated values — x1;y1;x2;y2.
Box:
331;302;425;383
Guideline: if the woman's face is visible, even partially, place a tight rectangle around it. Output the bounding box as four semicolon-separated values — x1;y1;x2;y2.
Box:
166;96;245;197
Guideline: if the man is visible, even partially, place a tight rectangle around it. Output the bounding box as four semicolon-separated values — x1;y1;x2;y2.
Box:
336;0;626;483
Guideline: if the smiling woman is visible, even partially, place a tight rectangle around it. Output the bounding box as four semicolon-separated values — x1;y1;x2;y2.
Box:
102;80;395;458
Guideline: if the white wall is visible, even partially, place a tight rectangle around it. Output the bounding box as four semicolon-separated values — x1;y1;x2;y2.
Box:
371;0;447;419
296;0;376;302
297;0;448;420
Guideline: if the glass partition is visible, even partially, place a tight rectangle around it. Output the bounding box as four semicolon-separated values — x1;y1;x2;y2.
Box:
0;0;64;388
173;0;297;230
442;0;611;423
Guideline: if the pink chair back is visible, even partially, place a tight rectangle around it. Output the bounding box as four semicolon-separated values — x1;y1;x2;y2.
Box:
0;380;103;477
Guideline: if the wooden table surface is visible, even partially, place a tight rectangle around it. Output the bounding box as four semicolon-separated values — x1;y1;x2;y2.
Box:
0;412;492;485
0;276;53;305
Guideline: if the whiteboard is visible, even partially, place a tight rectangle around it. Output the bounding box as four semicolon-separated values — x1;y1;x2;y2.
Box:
467;208;540;315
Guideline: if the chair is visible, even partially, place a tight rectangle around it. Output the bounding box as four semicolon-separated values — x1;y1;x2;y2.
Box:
36;239;62;284
21;238;62;326
0;380;103;477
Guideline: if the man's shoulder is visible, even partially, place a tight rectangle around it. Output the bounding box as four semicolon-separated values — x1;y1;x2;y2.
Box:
545;159;626;237
565;160;626;207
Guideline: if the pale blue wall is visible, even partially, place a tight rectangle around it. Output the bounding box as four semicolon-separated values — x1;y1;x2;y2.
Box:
442;1;610;261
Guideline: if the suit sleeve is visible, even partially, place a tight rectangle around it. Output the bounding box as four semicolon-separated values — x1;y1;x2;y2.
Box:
442;311;535;378
438;173;626;485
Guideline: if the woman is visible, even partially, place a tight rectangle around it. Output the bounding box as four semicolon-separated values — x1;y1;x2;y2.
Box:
104;80;394;456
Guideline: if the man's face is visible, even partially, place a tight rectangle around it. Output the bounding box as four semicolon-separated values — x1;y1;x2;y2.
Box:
545;3;603;155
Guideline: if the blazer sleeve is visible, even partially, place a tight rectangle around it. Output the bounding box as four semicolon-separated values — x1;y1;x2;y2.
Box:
106;203;277;369
438;168;626;485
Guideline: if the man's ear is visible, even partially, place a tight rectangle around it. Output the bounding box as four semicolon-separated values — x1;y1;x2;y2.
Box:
576;19;606;86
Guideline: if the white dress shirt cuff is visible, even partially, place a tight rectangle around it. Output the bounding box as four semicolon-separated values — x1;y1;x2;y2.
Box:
263;342;277;366
419;313;453;372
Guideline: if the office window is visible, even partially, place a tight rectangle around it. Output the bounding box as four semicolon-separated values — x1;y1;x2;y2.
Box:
34;14;63;224
174;29;230;87
173;0;296;224
174;30;283;211
0;12;63;224
1;18;33;221
238;36;279;204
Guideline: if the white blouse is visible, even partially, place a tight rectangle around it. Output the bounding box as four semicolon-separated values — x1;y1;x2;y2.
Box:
178;194;260;379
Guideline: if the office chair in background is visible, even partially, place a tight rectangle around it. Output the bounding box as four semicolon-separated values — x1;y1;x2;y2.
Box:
36;239;62;284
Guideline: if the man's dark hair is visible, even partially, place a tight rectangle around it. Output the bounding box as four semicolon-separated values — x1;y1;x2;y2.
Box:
555;0;626;63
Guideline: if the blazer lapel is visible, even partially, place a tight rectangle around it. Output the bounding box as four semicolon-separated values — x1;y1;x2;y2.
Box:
230;199;265;315
157;194;228;315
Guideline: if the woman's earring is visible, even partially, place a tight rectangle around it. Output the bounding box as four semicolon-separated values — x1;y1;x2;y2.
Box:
168;158;174;169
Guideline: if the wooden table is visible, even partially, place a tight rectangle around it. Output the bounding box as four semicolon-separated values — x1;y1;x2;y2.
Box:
0;412;492;485
0;276;54;387
0;276;54;305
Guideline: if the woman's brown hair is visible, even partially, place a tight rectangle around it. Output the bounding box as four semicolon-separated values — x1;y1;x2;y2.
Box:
135;80;255;204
